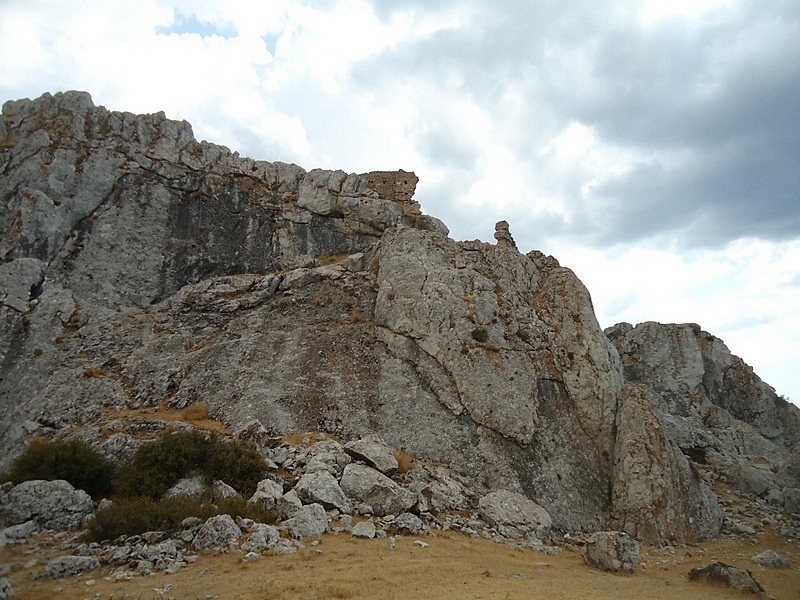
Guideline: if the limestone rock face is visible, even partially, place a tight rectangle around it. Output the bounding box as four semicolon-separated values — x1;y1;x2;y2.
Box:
0;90;773;544
607;322;800;452
610;384;722;544
607;322;800;510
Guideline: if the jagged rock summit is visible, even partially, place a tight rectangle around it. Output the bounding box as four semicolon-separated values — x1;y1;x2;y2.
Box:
1;91;798;545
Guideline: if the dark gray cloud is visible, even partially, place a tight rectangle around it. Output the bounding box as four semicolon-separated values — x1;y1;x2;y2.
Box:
351;0;800;250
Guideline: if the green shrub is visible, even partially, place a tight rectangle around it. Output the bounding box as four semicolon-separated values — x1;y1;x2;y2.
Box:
471;327;489;343
114;429;214;499
207;439;267;498
3;437;116;498
85;495;277;543
115;429;266;499
86;495;197;542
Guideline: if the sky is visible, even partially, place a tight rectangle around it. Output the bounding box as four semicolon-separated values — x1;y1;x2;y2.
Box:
1;0;798;405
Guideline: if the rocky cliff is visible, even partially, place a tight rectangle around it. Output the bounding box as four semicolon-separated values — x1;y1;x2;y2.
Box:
1;91;797;544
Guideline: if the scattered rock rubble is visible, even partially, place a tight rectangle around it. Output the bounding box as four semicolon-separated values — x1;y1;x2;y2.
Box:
2;429;800;591
0;432;571;585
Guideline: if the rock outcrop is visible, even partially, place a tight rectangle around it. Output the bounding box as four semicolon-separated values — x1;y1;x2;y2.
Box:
0;479;94;530
4;90;793;545
606;322;800;515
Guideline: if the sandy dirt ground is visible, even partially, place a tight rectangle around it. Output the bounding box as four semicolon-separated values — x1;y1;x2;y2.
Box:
3;524;799;600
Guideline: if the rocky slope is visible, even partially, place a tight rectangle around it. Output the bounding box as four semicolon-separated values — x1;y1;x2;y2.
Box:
1;91;798;545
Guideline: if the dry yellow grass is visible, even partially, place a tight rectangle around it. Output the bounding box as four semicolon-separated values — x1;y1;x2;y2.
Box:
318;253;349;266
4;527;799;600
179;402;210;422
394;451;416;474
100;401;230;436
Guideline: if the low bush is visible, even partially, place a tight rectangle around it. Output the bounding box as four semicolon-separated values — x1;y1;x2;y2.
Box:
114;430;216;499
2;437;116;498
471;328;489;343
85;495;277;542
206;440;266;498
115;430;266;499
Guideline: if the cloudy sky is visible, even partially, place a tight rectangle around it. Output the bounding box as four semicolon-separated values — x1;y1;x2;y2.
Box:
2;0;798;404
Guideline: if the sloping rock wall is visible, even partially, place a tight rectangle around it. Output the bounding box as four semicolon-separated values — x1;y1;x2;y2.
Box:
606;321;800;511
0;91;728;542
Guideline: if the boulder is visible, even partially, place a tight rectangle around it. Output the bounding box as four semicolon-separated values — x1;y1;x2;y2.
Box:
478;490;552;540
294;471;353;514
340;464;415;517
273;538;302;555
240;523;281;554
391;512;423;535
751;549;790;568
249;479;284;510
345;434;399;475
3;519;38;543
784;488;800;514
283;503;329;539
193;514;242;550
276;489;303;519
296;440;351;477
729;463;777;498
164;475;207;501
211;480;240;501
351;518;377;539
45;555;100;579
403;465;472;514
0;480;93;530
777;443;800;489
688;562;765;596
582;531;639;574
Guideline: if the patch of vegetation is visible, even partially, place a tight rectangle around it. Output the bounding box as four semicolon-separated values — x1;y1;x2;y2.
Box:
2;437;116;498
471;327;489;343
318;253;349;266
394;451;416;475
180;402;209;422
84;495;277;542
115;430;266;500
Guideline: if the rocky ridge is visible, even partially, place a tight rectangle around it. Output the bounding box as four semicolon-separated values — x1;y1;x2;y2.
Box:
1;91;799;550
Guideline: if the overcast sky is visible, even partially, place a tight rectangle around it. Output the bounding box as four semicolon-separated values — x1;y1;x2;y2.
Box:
2;0;798;405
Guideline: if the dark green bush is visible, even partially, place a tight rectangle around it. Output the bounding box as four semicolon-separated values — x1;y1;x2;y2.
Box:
115;429;266;499
86;495;198;542
115;429;215;499
207;439;266;498
471;327;489;343
3;437;116;498
85;495;277;542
